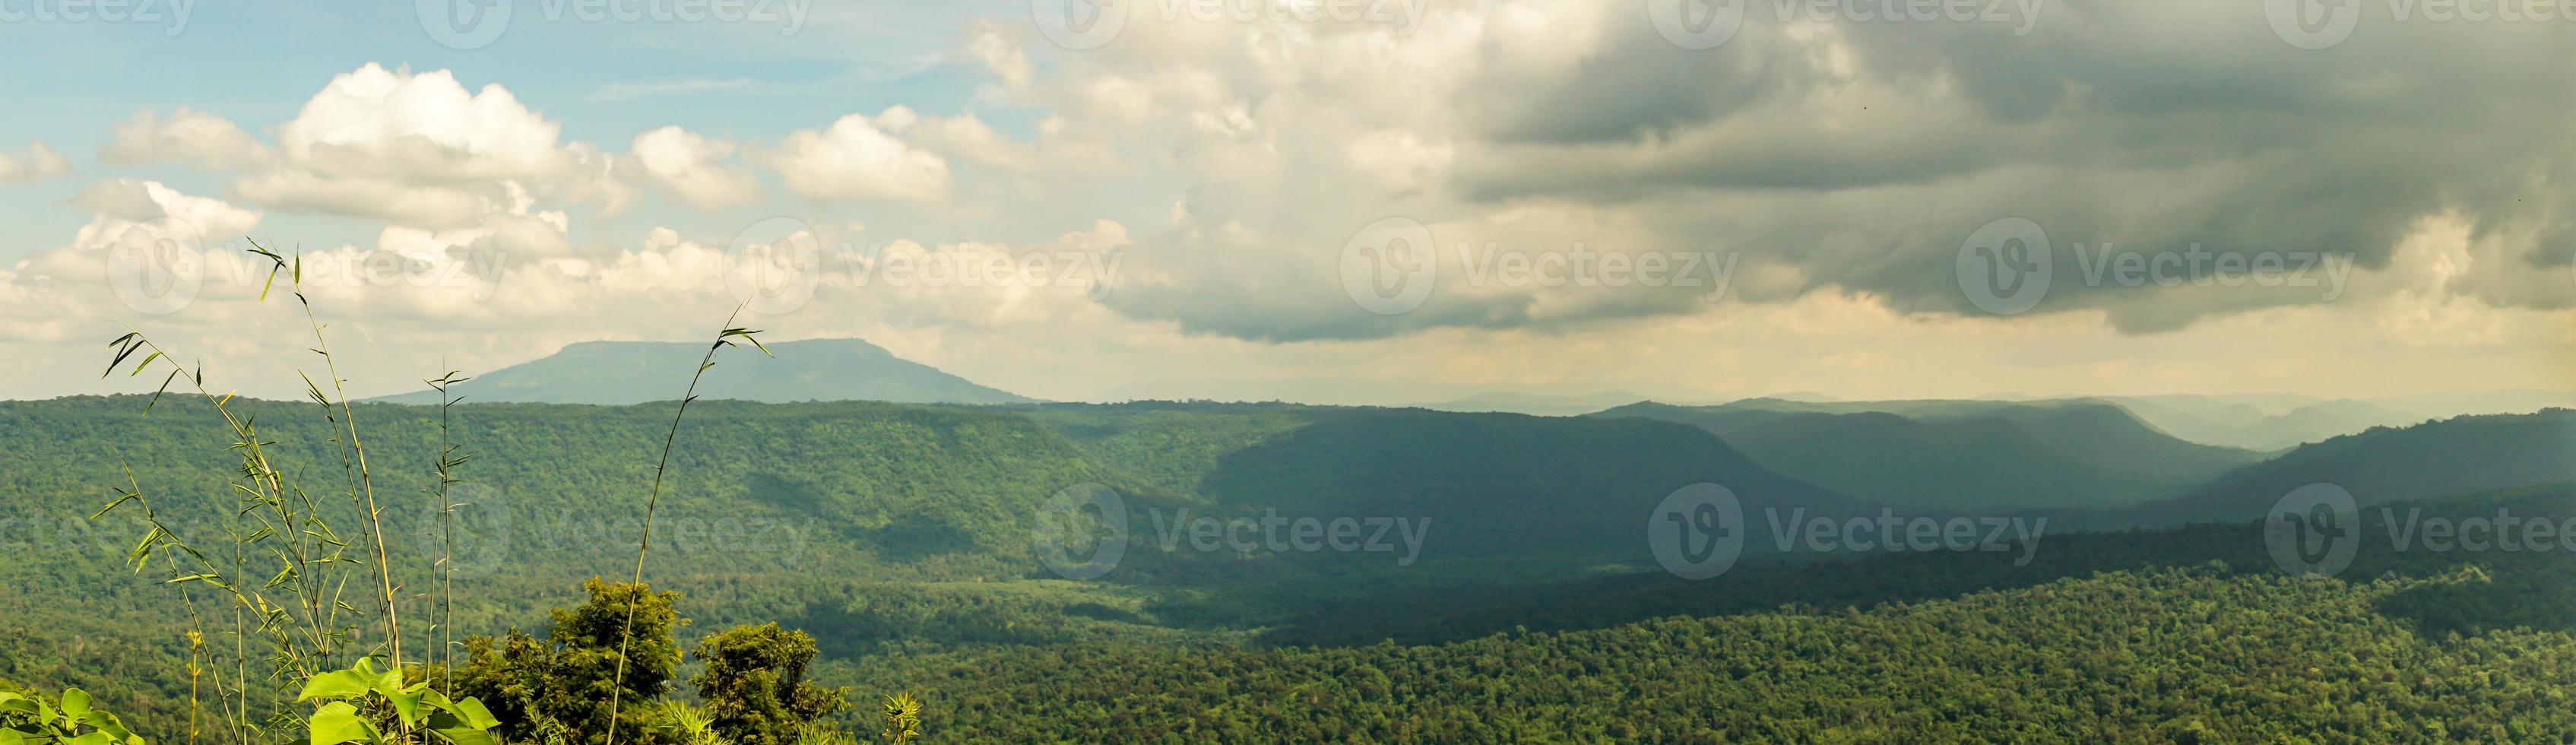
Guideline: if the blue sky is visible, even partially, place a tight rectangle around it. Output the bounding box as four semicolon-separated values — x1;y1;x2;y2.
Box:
0;1;1087;259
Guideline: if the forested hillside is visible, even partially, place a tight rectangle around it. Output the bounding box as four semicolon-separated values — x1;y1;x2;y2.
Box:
1595;398;2264;511
8;395;2574;741
2132;408;2576;524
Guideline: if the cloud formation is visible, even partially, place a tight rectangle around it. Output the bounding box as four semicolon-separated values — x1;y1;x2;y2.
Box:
0;4;2568;404
0;141;71;185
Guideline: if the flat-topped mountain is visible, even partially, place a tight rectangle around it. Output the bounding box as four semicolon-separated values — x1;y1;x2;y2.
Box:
368;338;1035;405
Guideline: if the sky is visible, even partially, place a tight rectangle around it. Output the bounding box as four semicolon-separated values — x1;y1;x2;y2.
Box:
0;0;2571;405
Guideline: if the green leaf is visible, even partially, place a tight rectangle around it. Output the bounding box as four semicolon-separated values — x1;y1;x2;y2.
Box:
308;702;379;745
430;728;504;745
89;715;136;742
63;733;111;745
369;666;402;699
297;669;374;702
380;686;423;727
447;697;499;731
59;688;90;721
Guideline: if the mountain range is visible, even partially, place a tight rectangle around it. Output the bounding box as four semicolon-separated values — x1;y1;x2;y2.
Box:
367;338;1034;405
1593;398;2267;512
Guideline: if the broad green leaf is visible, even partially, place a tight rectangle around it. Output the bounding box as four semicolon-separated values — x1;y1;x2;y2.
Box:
431;728;503;745
369;667;402;699
448;697;499;731
381;686;423;726
59;688;89;719
307;702;378;745
63;732;111;745
297;669;374;702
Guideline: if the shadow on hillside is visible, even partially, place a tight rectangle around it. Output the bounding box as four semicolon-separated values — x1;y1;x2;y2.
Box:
1234;523;2278;648
1239;512;2576;649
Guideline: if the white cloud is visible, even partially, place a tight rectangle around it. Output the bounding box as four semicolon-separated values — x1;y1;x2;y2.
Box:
762;109;951;203
235;64;635;226
0;141;72;185
632;126;760;210
100;109;276;171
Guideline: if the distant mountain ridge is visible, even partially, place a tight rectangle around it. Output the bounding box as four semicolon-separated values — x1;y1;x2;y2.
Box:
367;338;1035;405
2128;408;2576;525
1593;398;2267;512
2099;395;2426;451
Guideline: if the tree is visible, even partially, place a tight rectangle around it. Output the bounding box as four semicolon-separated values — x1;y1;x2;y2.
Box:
691;623;845;745
448;579;688;745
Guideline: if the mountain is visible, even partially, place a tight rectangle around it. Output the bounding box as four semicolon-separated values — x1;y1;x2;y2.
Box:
367;338;1035;405
2370;388;2576;418
1593;398;2266;512
892;483;2576;741
1415;391;1656;416
11;393;2573;740
2131;408;2576;524
2102;395;2425;450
